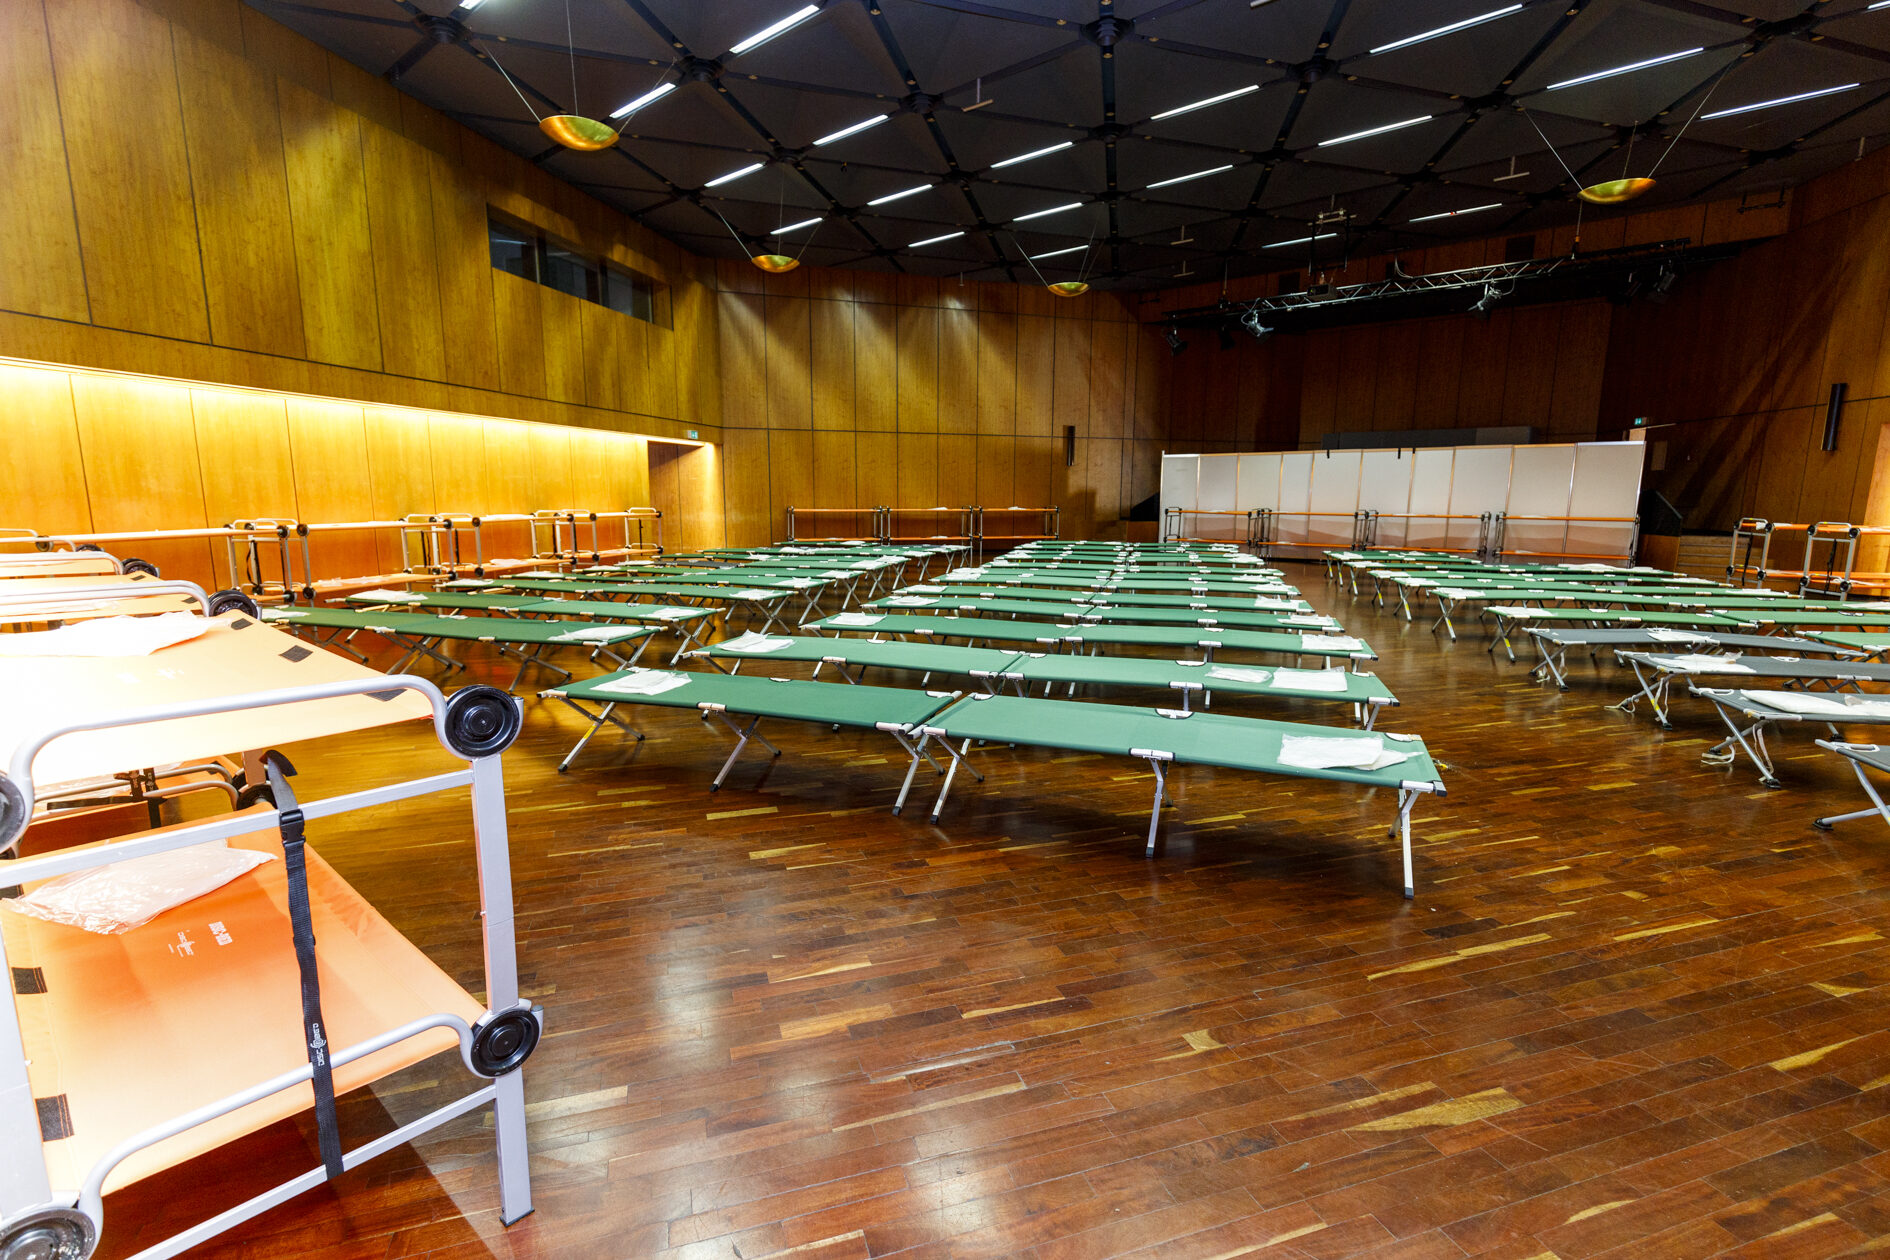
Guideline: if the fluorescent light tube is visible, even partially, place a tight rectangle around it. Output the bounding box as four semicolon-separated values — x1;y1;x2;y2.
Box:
1370;5;1522;55
1546;48;1701;91
991;141;1075;169
1264;232;1338;248
1702;83;1859;120
1146;164;1235;189
610;82;675;119
813;114;889;146
1410;203;1502;222
868;183;932;206
1318;115;1432;146
459;0;485;10
728;4;820;56
1029;245;1086;259
774;217;821;235
910;230;964;247
1151;84;1258;122
1014;202;1083;222
704;162;765;188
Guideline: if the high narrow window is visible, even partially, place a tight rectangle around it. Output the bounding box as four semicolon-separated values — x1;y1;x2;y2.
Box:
486;213;668;327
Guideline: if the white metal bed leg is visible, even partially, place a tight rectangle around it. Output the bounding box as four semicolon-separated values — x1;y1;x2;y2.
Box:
491;1066;532;1224
1144;759;1168;857
928;738;972;823
1397;788;1416;899
1816;756;1890;829
467;754;533;1222
890;731;927;816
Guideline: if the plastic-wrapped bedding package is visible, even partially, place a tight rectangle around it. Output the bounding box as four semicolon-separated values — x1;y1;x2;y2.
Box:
4;841;275;935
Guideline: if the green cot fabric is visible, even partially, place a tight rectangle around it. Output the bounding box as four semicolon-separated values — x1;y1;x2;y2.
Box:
1061;623;1377;660
697;637;1023;675
1808;632;1890;652
808;613;1077;645
554;670;955;728
1485;607;1756;628
343;591;545;611
923;695;1439;788
262;607;654;645
997;654;1394;705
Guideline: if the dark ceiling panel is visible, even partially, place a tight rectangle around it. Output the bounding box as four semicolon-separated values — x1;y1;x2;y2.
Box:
249;0;1890;287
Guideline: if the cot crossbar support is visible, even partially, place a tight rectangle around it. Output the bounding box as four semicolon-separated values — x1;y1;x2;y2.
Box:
551;697;645;772
708;712;781;791
923;734;985;824
887;728;946;816
1815;748;1890;830
1143;755;1172;857
1703;703;1783;786
1617;657;1677;727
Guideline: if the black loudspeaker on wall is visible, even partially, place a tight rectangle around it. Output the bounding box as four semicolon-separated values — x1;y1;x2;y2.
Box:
1825;382;1848;452
1065;425;1076;466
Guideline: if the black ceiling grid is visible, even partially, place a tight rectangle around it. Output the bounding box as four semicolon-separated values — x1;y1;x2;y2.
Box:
248;0;1890;288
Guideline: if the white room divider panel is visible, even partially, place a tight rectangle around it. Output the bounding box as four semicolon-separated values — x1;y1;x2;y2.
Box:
1566;442;1645;559
1159;439;1644;560
1504;445;1579;557
1358;450;1413;547
1307;450;1364;546
1194;454;1241;540
1406;448;1458;551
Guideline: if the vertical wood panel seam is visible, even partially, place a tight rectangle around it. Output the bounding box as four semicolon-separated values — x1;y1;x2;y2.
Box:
167;18;217;348
38;0;93;325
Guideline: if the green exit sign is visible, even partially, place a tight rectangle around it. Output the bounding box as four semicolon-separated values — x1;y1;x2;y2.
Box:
686;429;699;440
1631;417;1648;427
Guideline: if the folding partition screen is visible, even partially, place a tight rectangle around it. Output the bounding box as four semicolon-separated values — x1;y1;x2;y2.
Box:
1162;440;1646;561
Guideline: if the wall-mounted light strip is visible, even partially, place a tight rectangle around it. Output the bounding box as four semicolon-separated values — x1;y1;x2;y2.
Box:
1317;115;1432;146
867;183;932;206
813;114;889;146
1264;232;1338;248
1409;203;1502;222
1151;84;1258;121
610;82;675;119
728;4;820;56
458;0;486;11
1029;245;1086;260
1145;164;1235;189
774;217;821;235
991;140;1075;170
1014;202;1083;222
910;230;964;247
704;162;765;188
1370;5;1521;55
1702;83;1859;120
1545;48;1701;92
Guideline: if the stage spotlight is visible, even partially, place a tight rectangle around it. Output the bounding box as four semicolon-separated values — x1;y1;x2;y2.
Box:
1164;326;1188;354
1240;309;1272;340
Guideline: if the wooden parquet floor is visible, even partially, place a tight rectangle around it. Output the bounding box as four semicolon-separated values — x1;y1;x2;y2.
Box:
89;562;1890;1259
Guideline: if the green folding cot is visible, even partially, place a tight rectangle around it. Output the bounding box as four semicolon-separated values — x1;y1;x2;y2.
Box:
1526;626;1857;689
1478;605;1759;661
977;653;1397;726
806;611;1076;650
682;633;1022;689
541;668;963;791
1611;651;1890;727
1690;686;1890;786
260;606;655;691
341;588;721;658
456;576;803;633
912;693;1444;894
1061;623;1378;667
1807;631;1890;661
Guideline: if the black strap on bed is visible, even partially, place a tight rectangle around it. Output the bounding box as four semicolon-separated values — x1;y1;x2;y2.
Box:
263;752;346;1182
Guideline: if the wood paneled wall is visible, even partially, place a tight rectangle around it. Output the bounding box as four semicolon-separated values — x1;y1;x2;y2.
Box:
1160;302;1613;453
1604;150;1890;533
0;0;717;447
709;261;1172;545
1145;193;1791;461
0;360;653;590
